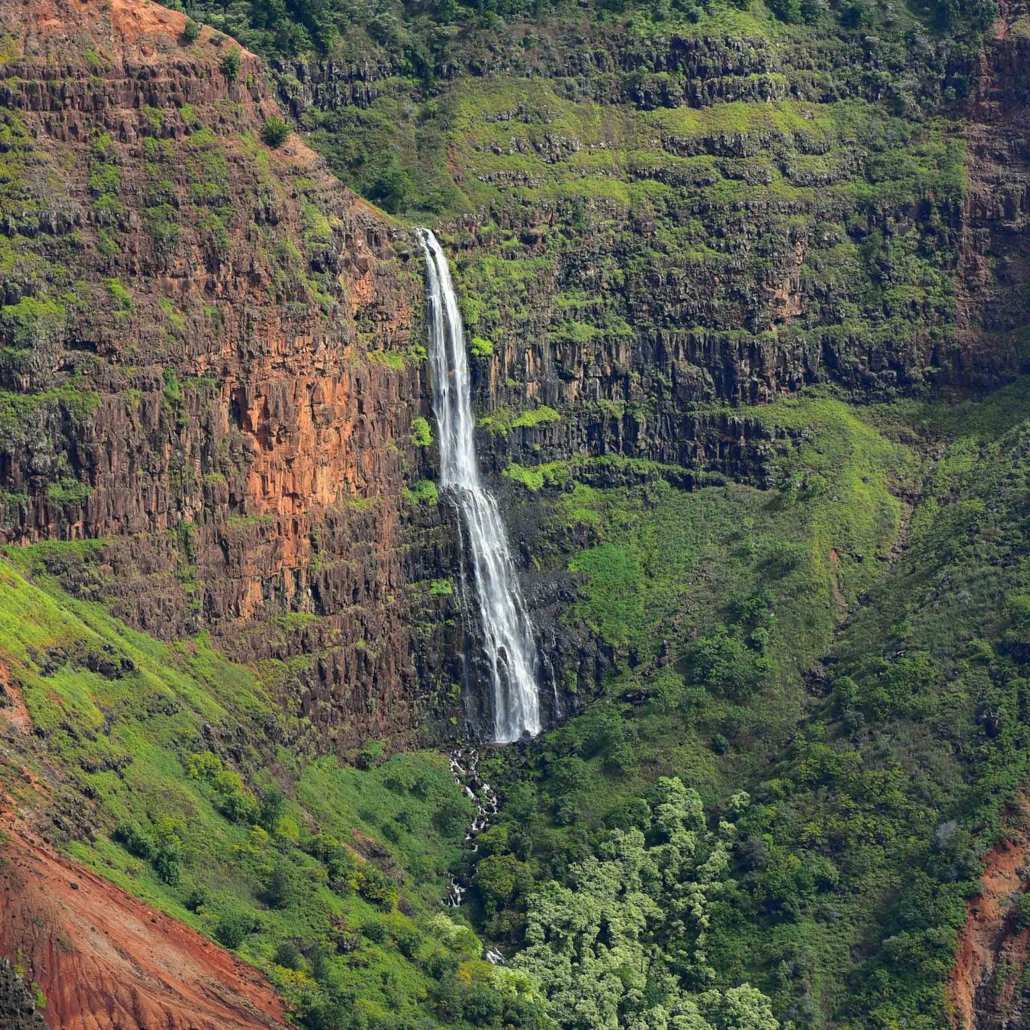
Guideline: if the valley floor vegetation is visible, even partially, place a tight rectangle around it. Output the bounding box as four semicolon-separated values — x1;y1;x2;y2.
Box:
5;377;1030;1028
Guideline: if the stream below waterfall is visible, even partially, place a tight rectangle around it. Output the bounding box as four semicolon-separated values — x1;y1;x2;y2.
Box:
443;746;497;904
443;746;506;964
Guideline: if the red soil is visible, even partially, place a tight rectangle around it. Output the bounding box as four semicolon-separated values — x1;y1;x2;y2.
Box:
950;829;1030;1029
0;817;290;1030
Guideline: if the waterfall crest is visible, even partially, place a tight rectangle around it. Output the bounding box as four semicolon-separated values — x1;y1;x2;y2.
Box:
417;228;542;744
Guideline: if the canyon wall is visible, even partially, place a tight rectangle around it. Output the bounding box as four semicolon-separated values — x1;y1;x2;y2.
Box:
0;0;466;746
4;0;1030;746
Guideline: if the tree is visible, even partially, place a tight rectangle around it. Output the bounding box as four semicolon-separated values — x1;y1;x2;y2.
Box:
261;117;291;149
182;18;201;43
360;152;414;214
214;909;255;949
220;48;241;82
475;853;532;914
356;738;386;770
258;784;287;832
701;984;779;1030
263;862;295;909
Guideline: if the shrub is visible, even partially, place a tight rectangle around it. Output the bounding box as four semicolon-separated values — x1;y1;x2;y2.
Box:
154;852;182;886
219;788;258;824
184;885;208;912
766;0;802;20
214;909;256;949
1015;892;1030;930
261;117;291;148
113;820;155;861
357;867;397;908
433;797;470;839
394;926;423;959
362;918;387;943
187;751;222;779
263;862;296;910
273;941;304;970
212;769;258;823
411;416;433;448
305;832;356;883
258;785;287;832
355;739;386;770
182;18;200;43
220;48;241;82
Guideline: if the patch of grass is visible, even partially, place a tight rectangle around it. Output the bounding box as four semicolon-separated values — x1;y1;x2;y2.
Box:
403;479;439;506
480;405;561;435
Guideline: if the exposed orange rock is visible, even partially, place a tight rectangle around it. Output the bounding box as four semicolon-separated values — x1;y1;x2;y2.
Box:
950;822;1030;1029
0;663;32;735
0;814;289;1030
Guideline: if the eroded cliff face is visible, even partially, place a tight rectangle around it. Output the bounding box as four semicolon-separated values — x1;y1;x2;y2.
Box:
282;14;1030;501
950;803;1030;1030
6;0;1030;748
0;0;476;746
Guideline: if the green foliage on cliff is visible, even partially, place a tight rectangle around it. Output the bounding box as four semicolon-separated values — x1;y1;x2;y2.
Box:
411;415;434;447
463;378;1030;1028
480;405;561;435
0;551;543;1030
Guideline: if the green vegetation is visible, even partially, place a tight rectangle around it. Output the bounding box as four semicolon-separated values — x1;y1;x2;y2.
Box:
480;405;561;435
449;379;1030;1029
220;47;241;82
411;416;433;447
262;117;292;148
1;1;1026;1028
0;552;553;1030
403;479;439;506
186;0;992;64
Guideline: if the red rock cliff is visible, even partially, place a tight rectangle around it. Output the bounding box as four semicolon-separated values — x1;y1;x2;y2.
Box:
0;0;460;746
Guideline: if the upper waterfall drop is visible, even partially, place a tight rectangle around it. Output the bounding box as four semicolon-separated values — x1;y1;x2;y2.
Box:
417;228;542;744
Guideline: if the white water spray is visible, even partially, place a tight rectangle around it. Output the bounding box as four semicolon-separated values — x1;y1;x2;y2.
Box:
417;228;542;743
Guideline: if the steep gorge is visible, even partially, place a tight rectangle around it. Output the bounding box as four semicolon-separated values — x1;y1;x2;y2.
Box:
3;0;1030;1027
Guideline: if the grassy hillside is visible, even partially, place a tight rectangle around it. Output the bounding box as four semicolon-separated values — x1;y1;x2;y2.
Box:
0;545;551;1029
466;377;1030;1027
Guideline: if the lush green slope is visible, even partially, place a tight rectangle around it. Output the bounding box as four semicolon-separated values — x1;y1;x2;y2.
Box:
0;545;552;1030
464;378;1030;1028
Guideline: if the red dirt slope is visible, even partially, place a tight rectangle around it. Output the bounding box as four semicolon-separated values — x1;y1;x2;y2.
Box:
0;820;289;1030
950;826;1030;1029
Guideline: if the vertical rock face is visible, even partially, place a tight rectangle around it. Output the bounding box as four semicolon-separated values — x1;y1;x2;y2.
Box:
955;34;1030;379
0;0;467;746
277;14;1030;523
0;961;47;1030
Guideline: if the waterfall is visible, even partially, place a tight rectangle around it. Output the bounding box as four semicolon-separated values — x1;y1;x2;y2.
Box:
417;228;542;744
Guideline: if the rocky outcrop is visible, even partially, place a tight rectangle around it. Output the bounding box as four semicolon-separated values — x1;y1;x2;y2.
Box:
0;0;466;746
0;961;47;1030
